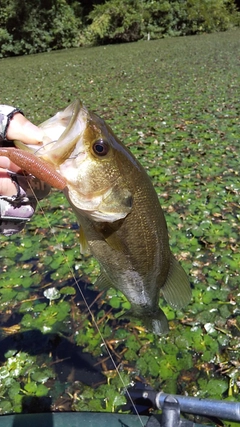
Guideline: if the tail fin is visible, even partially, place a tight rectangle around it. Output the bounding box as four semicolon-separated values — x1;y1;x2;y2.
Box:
143;309;169;335
128;305;169;335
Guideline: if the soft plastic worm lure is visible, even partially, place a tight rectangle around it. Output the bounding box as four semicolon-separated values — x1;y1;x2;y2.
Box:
0;148;66;190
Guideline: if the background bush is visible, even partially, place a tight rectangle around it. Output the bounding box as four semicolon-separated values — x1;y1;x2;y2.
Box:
0;0;239;57
86;0;240;44
0;0;80;57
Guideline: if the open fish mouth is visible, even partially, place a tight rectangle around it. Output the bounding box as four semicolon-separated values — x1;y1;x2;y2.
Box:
14;100;88;167
38;100;88;166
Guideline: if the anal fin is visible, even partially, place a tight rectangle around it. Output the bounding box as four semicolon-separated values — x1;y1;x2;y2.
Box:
94;272;113;291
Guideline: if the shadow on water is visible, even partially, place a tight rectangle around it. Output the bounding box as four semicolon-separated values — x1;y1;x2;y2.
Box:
0;280;107;384
0;328;105;386
12;397;53;427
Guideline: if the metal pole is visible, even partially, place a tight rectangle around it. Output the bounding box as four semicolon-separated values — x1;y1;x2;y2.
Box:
161;395;181;427
155;392;240;422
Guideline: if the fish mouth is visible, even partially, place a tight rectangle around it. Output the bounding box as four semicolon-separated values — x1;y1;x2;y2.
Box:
37;100;88;166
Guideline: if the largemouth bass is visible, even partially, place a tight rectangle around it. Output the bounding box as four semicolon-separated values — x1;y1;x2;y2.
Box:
18;100;191;335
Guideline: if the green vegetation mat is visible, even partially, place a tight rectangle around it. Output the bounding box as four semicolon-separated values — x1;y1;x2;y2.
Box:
0;30;239;426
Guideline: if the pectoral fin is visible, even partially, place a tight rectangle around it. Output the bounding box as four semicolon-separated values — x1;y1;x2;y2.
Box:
162;254;191;309
94;220;126;252
105;233;126;252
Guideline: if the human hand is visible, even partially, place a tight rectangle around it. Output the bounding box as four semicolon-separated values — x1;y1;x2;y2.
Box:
0;109;50;236
0;112;44;196
5;112;44;145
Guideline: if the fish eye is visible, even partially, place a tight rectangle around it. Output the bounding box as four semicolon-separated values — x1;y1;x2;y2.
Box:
92;139;109;157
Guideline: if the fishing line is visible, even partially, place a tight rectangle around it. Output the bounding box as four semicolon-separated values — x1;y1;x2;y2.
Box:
33;140;58;154
27;182;145;427
33;141;81;161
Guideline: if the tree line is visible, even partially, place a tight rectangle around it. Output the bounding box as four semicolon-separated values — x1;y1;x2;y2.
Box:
0;0;239;57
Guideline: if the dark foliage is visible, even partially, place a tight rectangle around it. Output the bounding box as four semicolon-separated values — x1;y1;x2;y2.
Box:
0;0;239;58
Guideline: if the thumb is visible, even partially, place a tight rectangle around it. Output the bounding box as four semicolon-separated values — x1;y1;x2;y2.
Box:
6;113;44;145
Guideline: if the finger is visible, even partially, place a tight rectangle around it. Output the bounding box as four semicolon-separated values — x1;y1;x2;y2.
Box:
0;168;17;195
22;120;44;145
0;156;21;172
